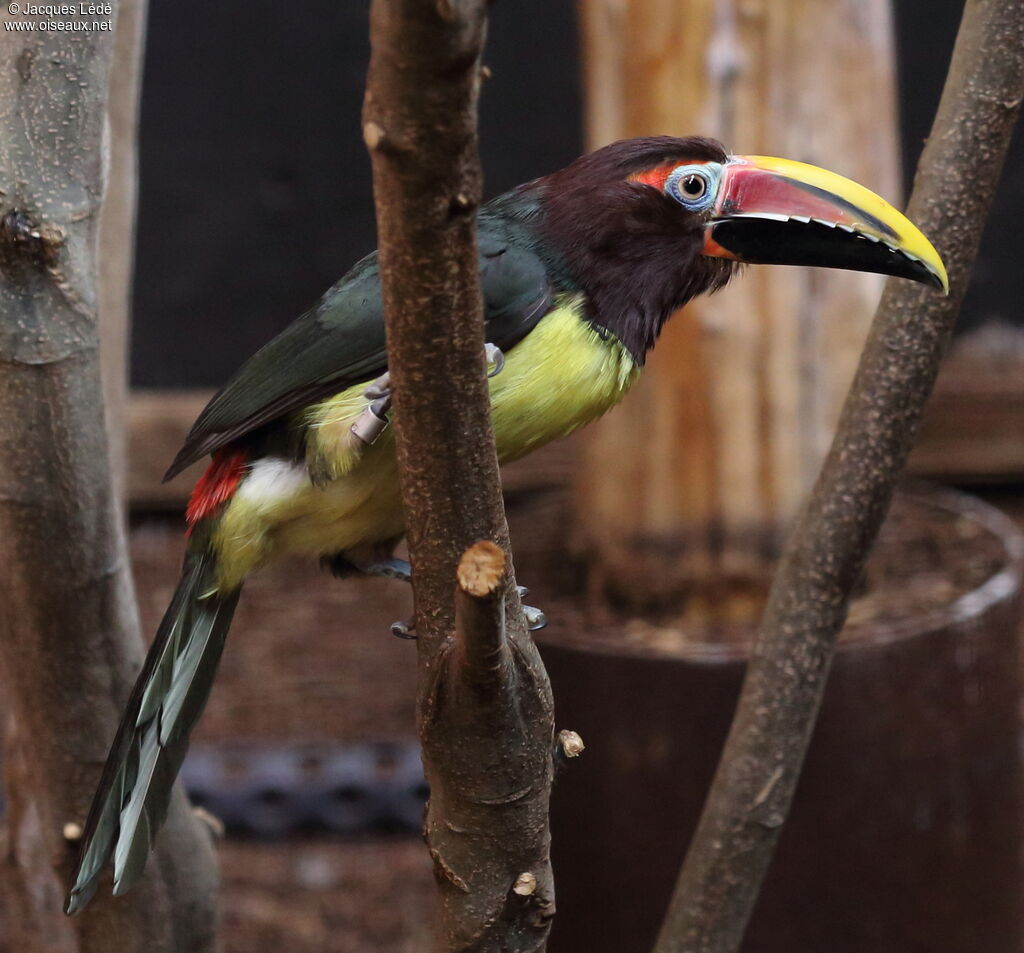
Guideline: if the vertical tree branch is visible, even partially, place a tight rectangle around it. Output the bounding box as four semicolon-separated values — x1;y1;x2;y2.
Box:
0;11;218;953
363;3;555;951
654;1;1024;951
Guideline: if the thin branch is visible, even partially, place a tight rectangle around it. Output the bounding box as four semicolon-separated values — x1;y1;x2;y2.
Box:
653;2;1024;951
363;3;555;951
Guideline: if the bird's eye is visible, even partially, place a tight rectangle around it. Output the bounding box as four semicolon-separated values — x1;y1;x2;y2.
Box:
681;174;707;199
665;164;719;211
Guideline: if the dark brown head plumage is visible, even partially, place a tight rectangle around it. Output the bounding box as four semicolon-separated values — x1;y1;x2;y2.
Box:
502;137;739;362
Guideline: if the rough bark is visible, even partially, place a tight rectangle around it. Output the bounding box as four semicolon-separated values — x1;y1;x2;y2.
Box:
653;1;1024;951
363;3;555;951
0;11;219;953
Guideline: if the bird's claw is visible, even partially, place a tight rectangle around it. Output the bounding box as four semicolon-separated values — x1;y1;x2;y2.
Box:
390;618;417;640
522;604;547;631
485;343;505;378
363;371;391;401
514;585;545;629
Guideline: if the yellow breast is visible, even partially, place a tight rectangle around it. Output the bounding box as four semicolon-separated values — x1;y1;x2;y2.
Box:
488;294;641;463
213;294;639;588
305;292;638;471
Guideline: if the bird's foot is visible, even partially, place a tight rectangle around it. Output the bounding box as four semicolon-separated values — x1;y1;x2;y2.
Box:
385;581;542;637
516;585;547;631
352;372;393;447
322;554;414;638
352;343;501;447
356;558;415;636
357;559;414;636
359;557;412;583
333;556;540;635
321;553;412;583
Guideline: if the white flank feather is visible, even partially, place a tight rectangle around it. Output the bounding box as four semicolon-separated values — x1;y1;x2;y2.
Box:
235;458;308;505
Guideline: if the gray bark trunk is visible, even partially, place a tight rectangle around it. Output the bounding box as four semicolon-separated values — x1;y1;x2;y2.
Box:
0;11;220;952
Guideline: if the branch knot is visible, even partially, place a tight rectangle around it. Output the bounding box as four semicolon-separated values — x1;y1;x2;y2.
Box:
1;209;64;269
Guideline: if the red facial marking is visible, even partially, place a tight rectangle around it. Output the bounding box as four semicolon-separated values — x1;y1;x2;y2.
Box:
186;449;248;529
630;160;710;192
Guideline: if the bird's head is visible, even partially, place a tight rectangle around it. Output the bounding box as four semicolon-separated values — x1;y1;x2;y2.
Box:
528;136;946;361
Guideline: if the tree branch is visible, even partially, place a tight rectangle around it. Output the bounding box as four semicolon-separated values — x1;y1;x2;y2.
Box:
0;13;218;953
455;540;509;686
653;2;1024;951
363;3;555;950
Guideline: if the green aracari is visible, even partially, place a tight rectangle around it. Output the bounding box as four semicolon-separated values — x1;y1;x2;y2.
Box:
65;136;946;913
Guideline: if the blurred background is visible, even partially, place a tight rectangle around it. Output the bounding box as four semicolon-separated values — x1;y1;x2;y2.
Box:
15;1;1024;951
131;0;1021;389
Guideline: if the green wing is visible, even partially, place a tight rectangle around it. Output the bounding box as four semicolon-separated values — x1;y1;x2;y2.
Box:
164;227;552;480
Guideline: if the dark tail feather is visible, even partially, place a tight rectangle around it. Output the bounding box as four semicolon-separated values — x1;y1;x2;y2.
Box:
65;545;240;915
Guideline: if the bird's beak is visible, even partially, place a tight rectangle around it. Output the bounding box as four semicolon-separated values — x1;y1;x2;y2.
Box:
703;155;948;293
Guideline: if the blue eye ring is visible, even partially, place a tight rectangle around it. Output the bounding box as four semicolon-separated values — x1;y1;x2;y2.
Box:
666;163;722;211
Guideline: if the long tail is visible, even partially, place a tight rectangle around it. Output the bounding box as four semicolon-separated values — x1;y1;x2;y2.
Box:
65;538;240;915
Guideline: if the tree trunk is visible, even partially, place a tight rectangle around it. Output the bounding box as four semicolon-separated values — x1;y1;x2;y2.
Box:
364;3;555;950
98;0;147;495
0;10;219;953
654;0;1024;947
576;0;901;613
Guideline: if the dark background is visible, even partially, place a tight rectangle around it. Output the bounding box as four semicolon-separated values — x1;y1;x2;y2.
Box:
131;0;582;387
131;0;1022;389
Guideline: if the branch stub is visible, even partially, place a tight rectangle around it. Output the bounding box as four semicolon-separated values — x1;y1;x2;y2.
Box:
557;729;585;759
456;540;506;596
62;822;83;843
362;121;387;152
513;871;538;896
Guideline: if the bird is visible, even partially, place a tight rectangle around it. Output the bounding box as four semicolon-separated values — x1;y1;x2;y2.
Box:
65;135;947;913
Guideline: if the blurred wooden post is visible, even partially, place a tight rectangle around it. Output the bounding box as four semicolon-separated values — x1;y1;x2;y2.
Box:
576;0;901;614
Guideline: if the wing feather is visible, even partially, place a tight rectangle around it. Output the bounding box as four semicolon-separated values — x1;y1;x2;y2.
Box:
164;227;552;480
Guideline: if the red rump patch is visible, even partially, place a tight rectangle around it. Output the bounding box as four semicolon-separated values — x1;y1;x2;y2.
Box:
186;449;248;527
